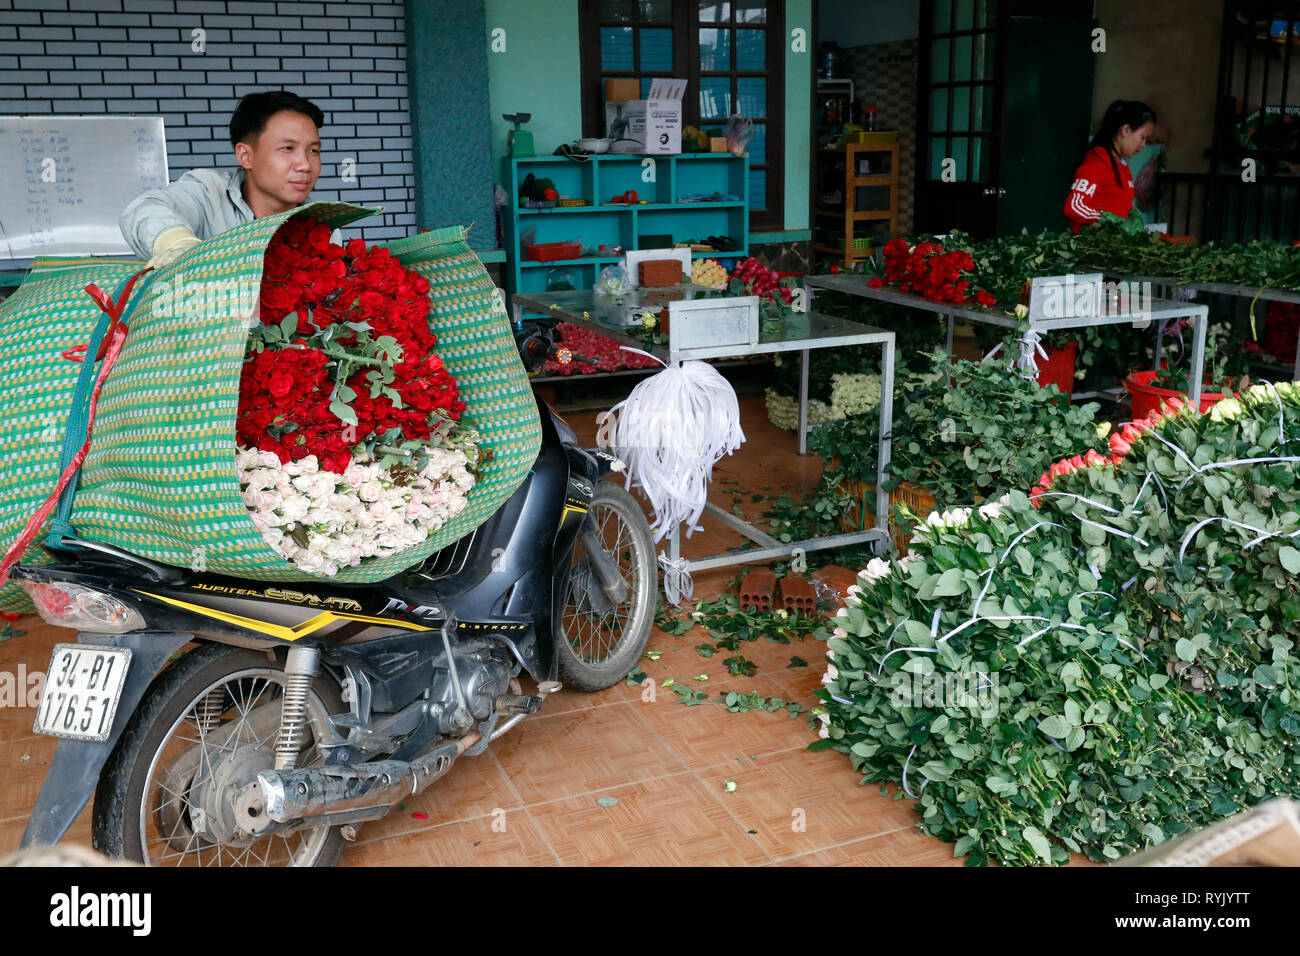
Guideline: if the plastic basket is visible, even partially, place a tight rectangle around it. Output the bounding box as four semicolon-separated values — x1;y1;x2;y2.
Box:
837;479;937;553
1036;340;1077;398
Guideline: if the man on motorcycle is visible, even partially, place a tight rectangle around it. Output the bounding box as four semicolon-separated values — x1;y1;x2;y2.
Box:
119;90;338;267
16;107;657;866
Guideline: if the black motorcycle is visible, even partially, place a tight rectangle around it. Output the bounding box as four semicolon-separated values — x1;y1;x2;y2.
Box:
13;321;656;866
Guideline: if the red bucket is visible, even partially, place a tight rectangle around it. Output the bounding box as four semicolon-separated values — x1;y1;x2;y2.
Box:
1124;369;1226;420
1035;341;1077;398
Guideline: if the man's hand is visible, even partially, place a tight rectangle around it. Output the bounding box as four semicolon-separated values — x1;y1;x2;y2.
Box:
148;226;202;269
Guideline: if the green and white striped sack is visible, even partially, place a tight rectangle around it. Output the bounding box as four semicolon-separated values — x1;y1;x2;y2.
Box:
0;202;542;613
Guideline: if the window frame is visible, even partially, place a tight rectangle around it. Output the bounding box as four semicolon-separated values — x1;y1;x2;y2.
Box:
919;0;999;184
579;0;786;232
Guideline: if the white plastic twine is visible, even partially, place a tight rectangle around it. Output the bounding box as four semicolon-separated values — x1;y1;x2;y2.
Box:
658;552;694;605
607;357;746;544
983;328;1045;380
1016;327;1047;380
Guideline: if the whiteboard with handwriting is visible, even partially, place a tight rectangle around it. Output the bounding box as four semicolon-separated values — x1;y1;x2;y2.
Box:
0;116;168;259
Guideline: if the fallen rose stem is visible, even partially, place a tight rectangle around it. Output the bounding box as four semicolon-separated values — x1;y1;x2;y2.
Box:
322;349;385;365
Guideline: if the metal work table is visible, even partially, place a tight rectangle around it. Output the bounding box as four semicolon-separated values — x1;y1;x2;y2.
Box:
1105;274;1300;380
802;273;1213;406
511;287;896;574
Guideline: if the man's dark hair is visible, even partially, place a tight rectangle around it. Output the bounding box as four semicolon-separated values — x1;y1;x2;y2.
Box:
229;91;325;146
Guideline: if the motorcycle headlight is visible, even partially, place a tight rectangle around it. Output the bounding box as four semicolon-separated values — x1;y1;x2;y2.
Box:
18;580;145;633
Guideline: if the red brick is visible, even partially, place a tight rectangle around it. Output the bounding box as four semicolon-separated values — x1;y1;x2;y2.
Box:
738;570;775;612
779;575;817;616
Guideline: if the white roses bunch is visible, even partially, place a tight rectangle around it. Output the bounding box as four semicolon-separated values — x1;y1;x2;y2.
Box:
235;446;476;576
764;388;836;432
910;493;1012;543
911;507;972;541
828;372;882;418
763;376;883;433
1237;381;1300;416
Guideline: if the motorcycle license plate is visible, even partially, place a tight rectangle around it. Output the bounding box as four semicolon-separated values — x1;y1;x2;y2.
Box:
33;643;132;742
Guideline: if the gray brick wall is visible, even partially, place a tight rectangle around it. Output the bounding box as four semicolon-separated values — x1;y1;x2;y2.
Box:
0;0;415;242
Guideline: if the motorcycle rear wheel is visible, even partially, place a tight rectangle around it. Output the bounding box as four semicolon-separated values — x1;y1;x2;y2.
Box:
92;642;346;867
556;481;656;691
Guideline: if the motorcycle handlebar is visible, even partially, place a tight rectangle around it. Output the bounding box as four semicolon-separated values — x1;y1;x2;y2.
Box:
514;321;597;374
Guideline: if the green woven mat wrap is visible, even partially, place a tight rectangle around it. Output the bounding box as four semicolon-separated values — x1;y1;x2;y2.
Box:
0;202;541;613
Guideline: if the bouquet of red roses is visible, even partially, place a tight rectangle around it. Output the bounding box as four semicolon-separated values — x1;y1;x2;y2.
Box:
729;256;795;306
869;237;997;308
234;216;479;576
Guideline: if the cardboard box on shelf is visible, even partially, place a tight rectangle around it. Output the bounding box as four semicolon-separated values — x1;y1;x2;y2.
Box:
604;77;640;102
606;78;686;155
708;136;727;153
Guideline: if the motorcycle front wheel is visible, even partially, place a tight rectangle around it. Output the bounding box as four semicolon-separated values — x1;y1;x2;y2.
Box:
556;481;656;691
92;642;346;867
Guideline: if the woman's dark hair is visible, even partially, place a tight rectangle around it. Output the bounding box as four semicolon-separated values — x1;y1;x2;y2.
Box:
229;91;325;146
1078;99;1156;186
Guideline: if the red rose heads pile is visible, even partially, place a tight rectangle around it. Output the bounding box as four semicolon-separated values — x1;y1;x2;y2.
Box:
730;256;795;306
238;216;467;474
544;322;662;375
876;238;997;308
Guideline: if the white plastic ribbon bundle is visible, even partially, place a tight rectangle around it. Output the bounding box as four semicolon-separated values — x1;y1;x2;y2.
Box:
1015;327;1048;380
983;327;1046;382
606;358;746;546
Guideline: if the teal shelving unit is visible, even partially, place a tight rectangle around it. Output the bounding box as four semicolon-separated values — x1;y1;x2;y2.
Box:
504;153;749;302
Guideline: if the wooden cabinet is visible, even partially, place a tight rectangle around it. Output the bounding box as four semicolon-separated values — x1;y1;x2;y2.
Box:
813;134;900;269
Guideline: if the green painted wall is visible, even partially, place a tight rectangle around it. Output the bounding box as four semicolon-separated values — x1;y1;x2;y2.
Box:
484;0;583;181
406;0;495;249
482;0;811;235
784;0;812;232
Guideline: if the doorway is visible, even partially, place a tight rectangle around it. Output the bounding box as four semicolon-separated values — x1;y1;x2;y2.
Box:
915;0;1095;237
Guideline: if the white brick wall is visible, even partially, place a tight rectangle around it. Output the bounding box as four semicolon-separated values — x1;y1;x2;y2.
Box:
0;0;415;240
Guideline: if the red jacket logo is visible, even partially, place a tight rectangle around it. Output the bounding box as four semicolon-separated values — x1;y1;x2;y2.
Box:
1071;178;1096;197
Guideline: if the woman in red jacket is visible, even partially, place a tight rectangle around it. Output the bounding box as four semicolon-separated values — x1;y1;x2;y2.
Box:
1064;100;1156;232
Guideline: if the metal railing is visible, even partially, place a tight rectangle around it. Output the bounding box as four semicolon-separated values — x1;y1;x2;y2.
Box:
1155;171;1300;243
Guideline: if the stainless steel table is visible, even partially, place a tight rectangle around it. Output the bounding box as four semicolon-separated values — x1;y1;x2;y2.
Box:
1106;274;1300;380
511;287;896;573
802;274;1213;406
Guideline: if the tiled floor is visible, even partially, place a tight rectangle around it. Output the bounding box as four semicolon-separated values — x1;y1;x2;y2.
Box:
0;394;968;866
